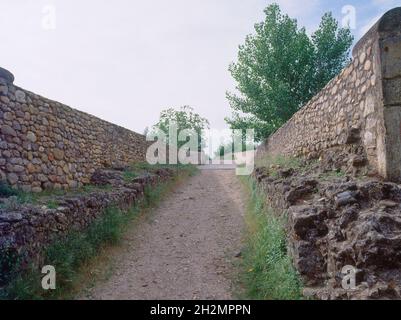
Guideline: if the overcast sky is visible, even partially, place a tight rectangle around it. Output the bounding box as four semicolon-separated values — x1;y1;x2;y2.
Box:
0;0;400;134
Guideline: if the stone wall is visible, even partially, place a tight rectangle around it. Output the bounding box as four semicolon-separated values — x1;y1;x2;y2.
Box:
253;165;401;300
0;167;175;286
0;71;147;192
257;7;401;181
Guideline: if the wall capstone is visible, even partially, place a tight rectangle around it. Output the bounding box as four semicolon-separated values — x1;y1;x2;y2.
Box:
0;67;14;85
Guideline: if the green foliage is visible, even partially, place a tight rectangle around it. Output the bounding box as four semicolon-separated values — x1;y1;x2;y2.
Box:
122;169;138;182
1;206;131;300
239;177;303;300
0;182;17;197
151;106;209;151
4;185;111;209
215;142;235;159
319;169;346;181
312;13;354;92
256;155;303;170
0;249;22;287
226;4;353;141
46;199;59;210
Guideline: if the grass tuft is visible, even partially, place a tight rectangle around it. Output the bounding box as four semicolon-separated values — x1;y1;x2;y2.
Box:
0;182;17;197
239;176;303;300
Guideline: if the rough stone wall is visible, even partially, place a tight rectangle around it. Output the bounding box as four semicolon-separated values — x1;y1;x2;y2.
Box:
0;74;147;192
258;8;401;181
253;166;401;300
0;168;174;285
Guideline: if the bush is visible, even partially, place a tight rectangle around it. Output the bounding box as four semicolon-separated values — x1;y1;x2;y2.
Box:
0;182;17;197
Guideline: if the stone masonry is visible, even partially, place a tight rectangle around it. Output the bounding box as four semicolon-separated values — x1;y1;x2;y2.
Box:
257;7;401;182
0;70;147;192
0;167;175;287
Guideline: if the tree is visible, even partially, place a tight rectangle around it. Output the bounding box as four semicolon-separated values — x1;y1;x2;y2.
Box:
311;12;354;92
226;4;353;141
214;133;256;159
152;106;209;152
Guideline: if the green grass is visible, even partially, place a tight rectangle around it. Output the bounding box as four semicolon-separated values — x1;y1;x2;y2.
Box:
1;206;134;300
255;154;319;178
256;155;303;170
0;182;17;197
239;176;303;300
0;184;113;211
122;170;138;182
319;170;346;180
122;162;198;183
0;164;198;300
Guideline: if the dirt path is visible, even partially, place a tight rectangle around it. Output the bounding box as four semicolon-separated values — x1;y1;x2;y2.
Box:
81;169;246;300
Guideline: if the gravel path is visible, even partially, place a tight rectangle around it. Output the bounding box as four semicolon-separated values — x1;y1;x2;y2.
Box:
81;169;246;300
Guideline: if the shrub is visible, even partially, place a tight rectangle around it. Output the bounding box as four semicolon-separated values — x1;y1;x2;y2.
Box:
0;182;17;197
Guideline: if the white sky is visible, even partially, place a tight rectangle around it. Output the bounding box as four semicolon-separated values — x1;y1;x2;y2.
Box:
0;0;399;134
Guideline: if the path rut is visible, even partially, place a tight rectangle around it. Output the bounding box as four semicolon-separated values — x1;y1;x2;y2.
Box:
81;169;246;300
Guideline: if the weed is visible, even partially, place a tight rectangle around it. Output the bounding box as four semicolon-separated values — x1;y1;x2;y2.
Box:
0;182;17;197
319;170;346;180
238;176;303;300
123;170;137;182
1;196;20;210
46;199;59;209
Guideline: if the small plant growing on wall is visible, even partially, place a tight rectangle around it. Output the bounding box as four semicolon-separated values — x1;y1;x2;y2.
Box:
0;182;17;198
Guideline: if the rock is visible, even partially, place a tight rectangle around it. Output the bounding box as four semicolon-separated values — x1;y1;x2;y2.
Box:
291;240;326;286
7;173;18;185
290;206;328;241
90;168;123;186
1;125;17;137
350;155;367;167
345;127;361;144
0;96;9;103
68;180;78;189
26;131;37;143
15;90;26;103
359;52;366;64
279;168;295;178
339;207;358;228
0;169;5;181
21;185;32;193
53;149;64;160
10;165;24;173
37;174;48;182
378;200;398;208
335;191;357;208
0;85;8;95
3;112;13;121
32;187;43;193
55;212;67;224
0;212;23;223
0;67;14;84
286;179;318;205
